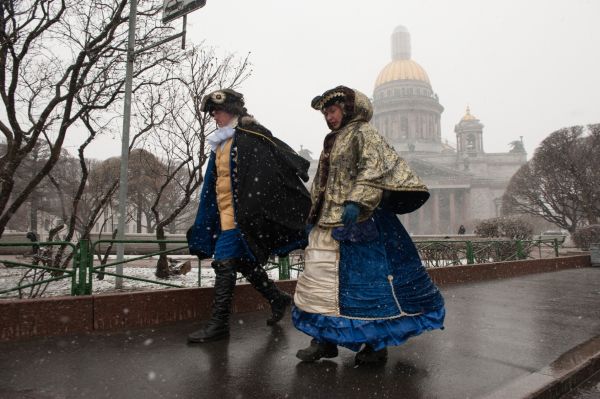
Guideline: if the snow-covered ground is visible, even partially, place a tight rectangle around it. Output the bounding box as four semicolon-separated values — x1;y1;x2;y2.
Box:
0;255;289;299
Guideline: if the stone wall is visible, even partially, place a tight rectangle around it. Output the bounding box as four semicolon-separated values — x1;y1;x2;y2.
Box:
0;256;590;342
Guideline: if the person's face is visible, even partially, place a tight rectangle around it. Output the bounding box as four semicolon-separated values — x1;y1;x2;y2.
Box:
212;109;235;128
323;104;344;130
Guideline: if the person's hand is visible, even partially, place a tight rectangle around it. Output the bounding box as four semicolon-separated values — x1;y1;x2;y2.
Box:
342;203;360;226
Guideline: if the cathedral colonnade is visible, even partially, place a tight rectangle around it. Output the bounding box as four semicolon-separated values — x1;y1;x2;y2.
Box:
401;188;470;235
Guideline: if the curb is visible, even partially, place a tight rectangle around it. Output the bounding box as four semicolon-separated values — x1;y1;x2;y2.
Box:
483;335;600;399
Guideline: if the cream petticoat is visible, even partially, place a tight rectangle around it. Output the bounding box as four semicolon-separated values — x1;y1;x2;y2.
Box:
293;227;340;316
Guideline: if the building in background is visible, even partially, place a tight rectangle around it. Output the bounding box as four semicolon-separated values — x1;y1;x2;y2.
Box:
304;25;527;234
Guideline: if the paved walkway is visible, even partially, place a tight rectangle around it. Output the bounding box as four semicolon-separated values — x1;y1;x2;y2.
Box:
1;268;599;399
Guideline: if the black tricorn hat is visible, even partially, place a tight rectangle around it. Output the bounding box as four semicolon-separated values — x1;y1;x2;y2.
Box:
200;88;246;115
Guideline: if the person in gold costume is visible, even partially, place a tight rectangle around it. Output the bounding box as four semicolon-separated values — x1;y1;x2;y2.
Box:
293;86;445;365
187;89;311;343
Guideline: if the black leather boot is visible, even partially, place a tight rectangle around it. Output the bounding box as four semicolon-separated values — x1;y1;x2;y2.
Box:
296;339;339;362
188;260;237;343
354;344;388;365
266;291;293;326
238;261;292;325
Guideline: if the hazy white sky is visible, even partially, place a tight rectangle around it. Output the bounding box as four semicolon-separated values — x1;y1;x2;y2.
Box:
91;0;600;160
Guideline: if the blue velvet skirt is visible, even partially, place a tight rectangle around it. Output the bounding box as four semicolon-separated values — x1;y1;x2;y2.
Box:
292;306;445;352
292;208;445;352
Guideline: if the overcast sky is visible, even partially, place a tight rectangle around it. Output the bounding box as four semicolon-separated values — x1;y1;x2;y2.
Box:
90;0;600;160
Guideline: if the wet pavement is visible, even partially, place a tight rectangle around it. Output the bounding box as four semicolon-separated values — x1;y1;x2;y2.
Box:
0;267;599;399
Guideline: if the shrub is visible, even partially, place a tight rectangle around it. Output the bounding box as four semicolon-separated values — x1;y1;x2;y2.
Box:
474;216;534;240
474;216;534;261
473;219;500;238
500;217;534;240
572;225;600;250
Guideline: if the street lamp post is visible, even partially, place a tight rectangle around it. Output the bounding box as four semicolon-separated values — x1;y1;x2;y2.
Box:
114;0;204;288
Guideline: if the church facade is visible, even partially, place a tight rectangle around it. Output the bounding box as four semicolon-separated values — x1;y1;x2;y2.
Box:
306;25;527;235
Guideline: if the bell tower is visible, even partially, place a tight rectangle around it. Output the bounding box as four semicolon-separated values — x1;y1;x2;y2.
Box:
455;106;484;155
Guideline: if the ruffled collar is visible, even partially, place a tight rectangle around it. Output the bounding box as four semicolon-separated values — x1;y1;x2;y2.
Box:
207;118;238;151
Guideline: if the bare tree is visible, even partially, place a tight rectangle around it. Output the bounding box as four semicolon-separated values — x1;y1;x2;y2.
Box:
128;148;166;233
39;44;251;277
0;0;181;238
502;124;600;232
1;139;74;234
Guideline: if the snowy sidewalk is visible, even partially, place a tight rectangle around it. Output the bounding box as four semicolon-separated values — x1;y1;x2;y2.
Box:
1;268;599;399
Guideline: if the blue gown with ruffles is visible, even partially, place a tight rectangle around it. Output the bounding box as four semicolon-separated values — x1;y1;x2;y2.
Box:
292;207;445;352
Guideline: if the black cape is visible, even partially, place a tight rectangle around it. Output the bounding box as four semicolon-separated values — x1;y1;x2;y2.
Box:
188;120;311;264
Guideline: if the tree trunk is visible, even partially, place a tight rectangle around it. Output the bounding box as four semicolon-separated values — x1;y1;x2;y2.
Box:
29;195;38;233
154;226;169;278
145;211;155;233
136;201;142;233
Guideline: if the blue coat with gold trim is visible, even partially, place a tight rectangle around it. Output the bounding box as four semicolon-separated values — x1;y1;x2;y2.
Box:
187;118;311;264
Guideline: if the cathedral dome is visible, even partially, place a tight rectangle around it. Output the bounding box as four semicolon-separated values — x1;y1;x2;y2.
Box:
460;106;478;121
375;59;431;88
374;25;431;88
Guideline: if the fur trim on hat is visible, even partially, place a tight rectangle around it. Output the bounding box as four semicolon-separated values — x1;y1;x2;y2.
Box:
311;86;357;129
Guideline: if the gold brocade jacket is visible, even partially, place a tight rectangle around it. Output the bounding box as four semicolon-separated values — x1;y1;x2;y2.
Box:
310;90;429;227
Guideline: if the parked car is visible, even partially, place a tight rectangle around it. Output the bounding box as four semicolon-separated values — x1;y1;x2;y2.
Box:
535;230;567;244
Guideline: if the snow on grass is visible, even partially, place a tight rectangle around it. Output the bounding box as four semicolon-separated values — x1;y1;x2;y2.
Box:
0;255;285;299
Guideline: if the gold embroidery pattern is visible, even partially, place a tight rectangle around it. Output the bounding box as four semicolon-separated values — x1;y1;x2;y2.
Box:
311;90;428;227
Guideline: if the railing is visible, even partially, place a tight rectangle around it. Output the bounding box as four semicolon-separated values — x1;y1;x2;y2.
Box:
75;238;299;292
414;238;561;268
264;252;305;280
86;239;190;294
88;239;300;287
0;241;82;298
0;238;563;297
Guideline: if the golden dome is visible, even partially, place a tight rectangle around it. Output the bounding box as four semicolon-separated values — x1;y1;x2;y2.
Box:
375;59;431;88
461;106;477;121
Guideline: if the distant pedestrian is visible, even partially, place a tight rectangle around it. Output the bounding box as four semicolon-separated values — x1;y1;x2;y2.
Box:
293;86;445;365
458;225;466;235
186;89;311;343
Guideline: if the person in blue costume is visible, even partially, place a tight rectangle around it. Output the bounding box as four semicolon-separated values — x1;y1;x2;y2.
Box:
187;88;311;343
293;86;445;364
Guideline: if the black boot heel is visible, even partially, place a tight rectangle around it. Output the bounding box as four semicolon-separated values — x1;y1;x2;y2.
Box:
188;260;237;343
354;344;388;365
267;292;292;325
296;339;339;362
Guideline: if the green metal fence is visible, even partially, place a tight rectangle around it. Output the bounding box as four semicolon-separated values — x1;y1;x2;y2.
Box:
0;241;82;297
264;252;305;280
414;238;561;268
0;237;563;297
87;239;190;294
88;239;300;289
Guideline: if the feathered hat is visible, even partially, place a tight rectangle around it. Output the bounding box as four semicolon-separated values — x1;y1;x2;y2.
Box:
200;88;246;115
